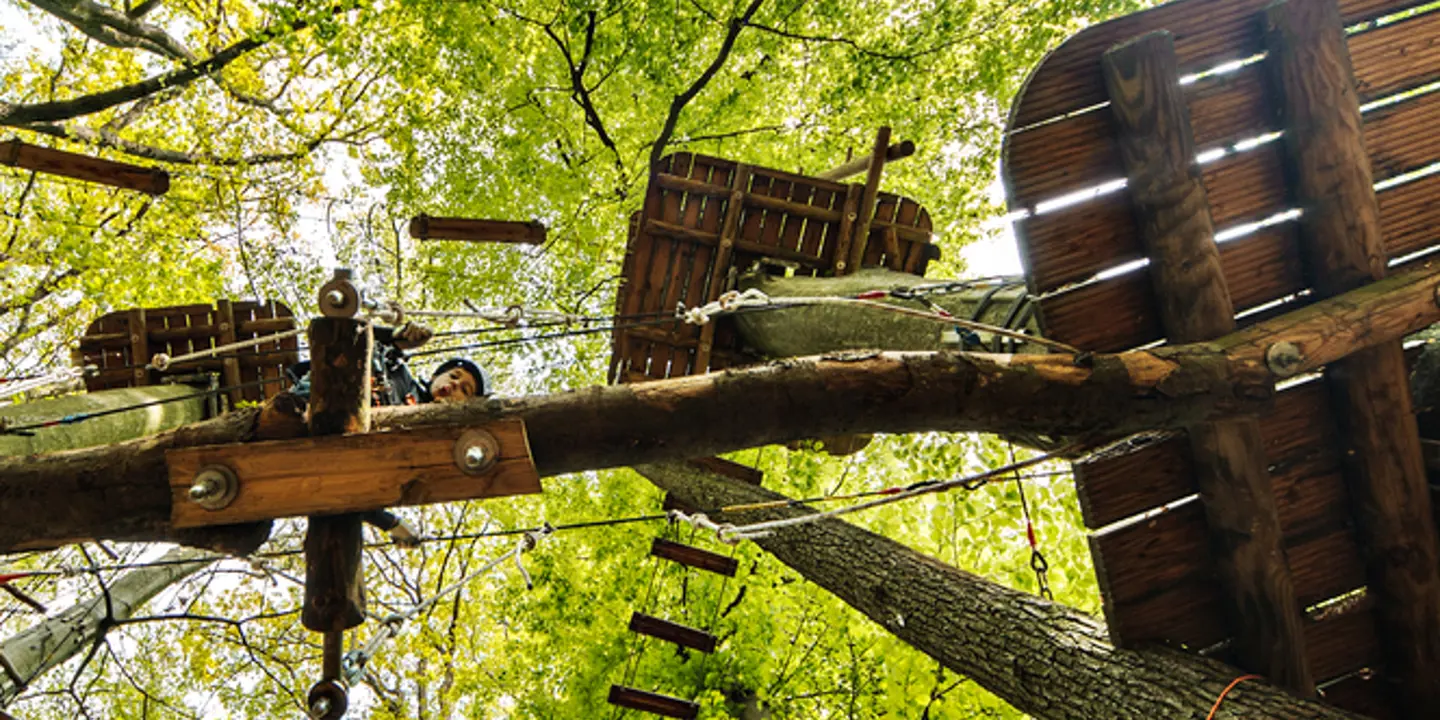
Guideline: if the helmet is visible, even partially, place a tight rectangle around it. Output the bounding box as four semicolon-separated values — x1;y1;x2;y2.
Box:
431;357;491;397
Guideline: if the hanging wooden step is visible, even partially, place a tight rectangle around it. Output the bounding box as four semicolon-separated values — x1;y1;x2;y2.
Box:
607;685;699;719
651;538;737;577
628;612;717;653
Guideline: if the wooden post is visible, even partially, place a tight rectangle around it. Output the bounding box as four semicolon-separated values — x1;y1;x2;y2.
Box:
214;300;244;411
1102;32;1313;694
815;140;915;181
301;317;372;633
693;164;751;372
1264;0;1440;712
844;127;891;274
127;309;149;388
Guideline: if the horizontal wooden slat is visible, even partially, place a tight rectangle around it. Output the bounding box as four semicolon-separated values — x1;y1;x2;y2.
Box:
167;421;541;528
1379;170;1440;258
607;685;699;719
1102;575;1227;648
1304;603;1384;683
651;538;738;577
1008;0;1413;130
1363;89;1440;181
1078;382;1332;529
0;138;169;195
628;612;717;653
1350;7;1440;102
1287;527;1368;609
408;215;546;244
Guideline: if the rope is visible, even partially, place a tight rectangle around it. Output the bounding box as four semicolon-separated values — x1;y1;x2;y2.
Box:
0;376;288;435
148;327;305;371
676;288;1079;354
670;447;1076;544
340;525;551;684
0;366;94;400
1205;674;1261;720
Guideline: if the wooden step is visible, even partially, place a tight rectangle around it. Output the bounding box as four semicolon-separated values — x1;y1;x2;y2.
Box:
607;685;699;719
651;538;737;577
628;612;717;653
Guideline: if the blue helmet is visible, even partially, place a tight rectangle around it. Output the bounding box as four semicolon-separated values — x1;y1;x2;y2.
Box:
431;357;491;397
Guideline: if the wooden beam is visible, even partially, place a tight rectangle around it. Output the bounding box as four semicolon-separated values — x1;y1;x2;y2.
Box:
606;685;698;719
816;140;916;181
686;456;762;486
408;215;546;245
0;138;169;195
301;318;370;633
844;126;891;274
651;538;737;577
627;612;717;653
166;421;540;528
1101;31;1312;694
1264;0;1440;713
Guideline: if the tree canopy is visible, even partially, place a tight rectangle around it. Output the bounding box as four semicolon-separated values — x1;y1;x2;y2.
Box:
0;0;1157;717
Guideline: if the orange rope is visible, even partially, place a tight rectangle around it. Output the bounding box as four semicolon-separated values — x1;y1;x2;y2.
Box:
1206;674;1262;720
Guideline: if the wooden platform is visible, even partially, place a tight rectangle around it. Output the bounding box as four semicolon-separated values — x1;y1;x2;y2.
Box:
609;152;939;383
1003;0;1440;716
76;300;300;407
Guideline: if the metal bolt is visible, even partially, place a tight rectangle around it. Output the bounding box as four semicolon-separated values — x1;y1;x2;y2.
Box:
310;697;331;719
188;465;239;510
1265;341;1304;377
325;290;347;308
464;445;487;469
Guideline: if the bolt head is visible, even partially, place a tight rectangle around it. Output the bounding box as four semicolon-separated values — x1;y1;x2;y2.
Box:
464;445;487;468
189;477;218;500
188;465;239;510
325;290;347;308
1265;341;1304;377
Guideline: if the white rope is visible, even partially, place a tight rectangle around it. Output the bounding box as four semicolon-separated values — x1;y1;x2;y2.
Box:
341;525;551;684
149;327;305;371
675;289;1079;353
403;304;584;326
0;366;93;400
674;451;1067;544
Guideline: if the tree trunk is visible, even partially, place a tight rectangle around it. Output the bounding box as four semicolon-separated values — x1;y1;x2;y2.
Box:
0;546;215;707
0;347;1271;553
634;461;1363;719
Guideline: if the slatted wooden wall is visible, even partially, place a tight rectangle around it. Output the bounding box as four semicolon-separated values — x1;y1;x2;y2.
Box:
610;152;939;384
77;300;300;407
1003;0;1440;716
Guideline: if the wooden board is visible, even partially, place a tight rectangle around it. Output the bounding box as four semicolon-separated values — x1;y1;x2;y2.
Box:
167;420;540;528
0;138;169;195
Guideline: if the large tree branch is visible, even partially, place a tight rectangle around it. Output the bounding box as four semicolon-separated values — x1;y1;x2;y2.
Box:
648;0;766;169
26;0;196;62
0;347;1270;552
634;461;1364;719
0;16;303;126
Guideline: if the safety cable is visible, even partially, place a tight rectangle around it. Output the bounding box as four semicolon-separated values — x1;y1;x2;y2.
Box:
0;376;288;435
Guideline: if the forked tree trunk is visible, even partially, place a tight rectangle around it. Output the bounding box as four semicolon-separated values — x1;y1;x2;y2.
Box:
635;461;1364;720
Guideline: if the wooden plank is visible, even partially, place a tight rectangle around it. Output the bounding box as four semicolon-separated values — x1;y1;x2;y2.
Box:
651;538;738;577
1303;602;1385;684
846;127;890;273
628;612;717;653
215;300;244;411
607;685;699;719
1350;7;1440;102
816;140;915;181
408;215;546;244
695;165;752;372
1265;1;1440;712
1363;88;1440;181
830;184;863;274
1006;0;1411;130
686;456;762;486
0;138;169;194
167;420;541;528
127;309;149;388
1380;171;1440;258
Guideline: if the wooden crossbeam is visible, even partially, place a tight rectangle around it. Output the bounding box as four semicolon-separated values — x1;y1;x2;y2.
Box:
1100;31;1312;694
166;420;540;528
607;685;699;719
1264;0;1440;713
651;538;737;577
408;214;546;244
816;140;915;182
628;612;717;653
0;138;169;195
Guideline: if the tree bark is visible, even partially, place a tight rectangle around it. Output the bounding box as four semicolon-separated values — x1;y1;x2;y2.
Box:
0;386;206;457
0;347;1272;553
0;546;215;707
634;462;1364;720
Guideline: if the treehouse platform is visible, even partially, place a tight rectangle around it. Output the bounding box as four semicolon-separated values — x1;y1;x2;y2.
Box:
1003;0;1440;716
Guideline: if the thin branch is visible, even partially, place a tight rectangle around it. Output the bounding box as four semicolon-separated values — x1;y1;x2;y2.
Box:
647;0;767;170
542;11;624;170
19;121;321;166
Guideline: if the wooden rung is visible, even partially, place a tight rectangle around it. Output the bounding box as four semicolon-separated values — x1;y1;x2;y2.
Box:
408;214;546;244
687;456;763;486
628;612;717;653
607;685;699;719
0;138;169;195
651;538;737;577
